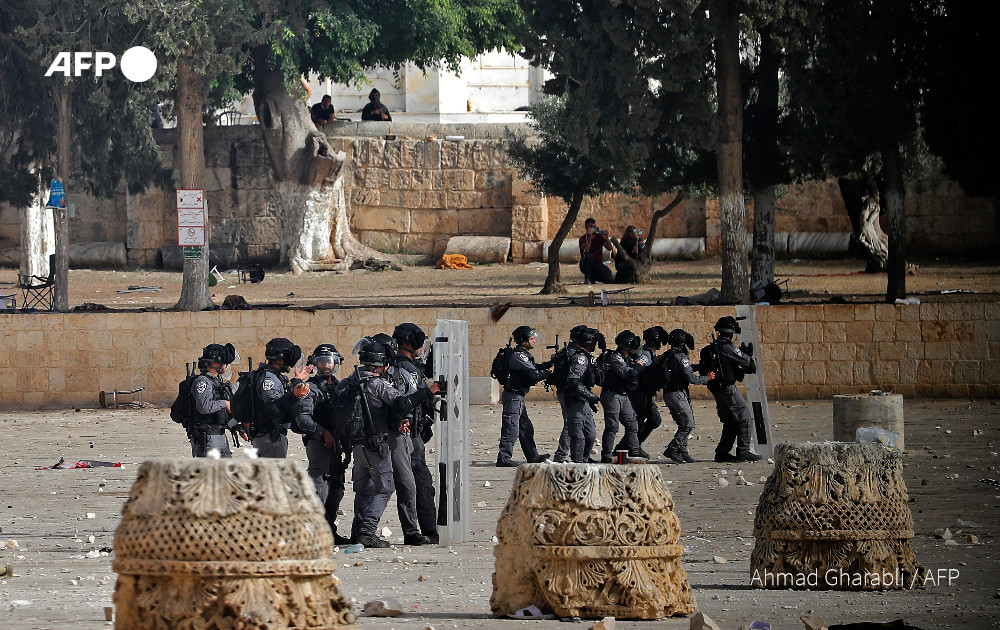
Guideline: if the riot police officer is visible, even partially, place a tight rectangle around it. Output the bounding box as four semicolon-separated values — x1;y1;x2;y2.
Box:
553;326;601;463
343;338;440;548
662;329;713;464
599;330;641;462
252;338;312;458
496;326;552;467
702;316;761;463
634;326;668;448
189;343;238;458
295;344;351;544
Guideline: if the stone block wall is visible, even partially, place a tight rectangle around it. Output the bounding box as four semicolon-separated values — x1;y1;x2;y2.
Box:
0;303;995;409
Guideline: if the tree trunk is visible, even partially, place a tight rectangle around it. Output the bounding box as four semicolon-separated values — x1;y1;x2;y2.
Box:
251;49;383;274
609;194;686;284
838;175;888;273
715;1;749;305
882;141;906;302
173;55;213;311
541;189;584;294
750;28;779;287
53;86;71;311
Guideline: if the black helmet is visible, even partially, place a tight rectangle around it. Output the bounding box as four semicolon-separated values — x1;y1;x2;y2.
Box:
714;316;741;335
265;338;302;369
356;338;389;368
642;325;668;347
614;330;640;352
512;326;540;344
569;325;595;345
308;344;343;375
199;343;237;369
392;323;427;351
668;328;695;350
371;332;398;356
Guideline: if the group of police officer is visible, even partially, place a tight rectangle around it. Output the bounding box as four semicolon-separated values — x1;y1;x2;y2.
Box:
183;324;441;549
495;315;761;466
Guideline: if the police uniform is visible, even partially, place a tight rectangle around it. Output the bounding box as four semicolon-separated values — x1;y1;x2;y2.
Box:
497;347;551;465
342;367;433;544
251;365;300;458
553;345;599;463
599;350;640;460
663;346;708;460
384;359;428;542
707;338;756;461
631;344;663;445
189;372;233;458
295;375;346;537
393;353;438;539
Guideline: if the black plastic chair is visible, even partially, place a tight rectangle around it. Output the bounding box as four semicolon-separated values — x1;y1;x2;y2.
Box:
18;254;55;310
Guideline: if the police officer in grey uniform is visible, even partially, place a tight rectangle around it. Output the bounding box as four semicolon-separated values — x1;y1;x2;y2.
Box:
252;338;312;458
701;316;761;463
392;323;440;543
599;330;641;462
189;343;238;458
634;326;668;449
371;332;434;547
342;338;440;548
663;329;714;464
553;326;601;463
496;326;552;467
295;343;351;544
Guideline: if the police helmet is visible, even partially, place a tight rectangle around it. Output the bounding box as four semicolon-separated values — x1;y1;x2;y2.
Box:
308;343;343;375
512;326;540;345
371;332;398;356
668;328;696;350
569;325;595;345
392;323;427;351
265;337;302;368
356;338;389;368
642;325;668;347
199;343;237;369
714;316;741;335
614;330;641;352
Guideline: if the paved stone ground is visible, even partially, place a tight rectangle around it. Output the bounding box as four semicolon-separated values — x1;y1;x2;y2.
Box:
0;399;998;629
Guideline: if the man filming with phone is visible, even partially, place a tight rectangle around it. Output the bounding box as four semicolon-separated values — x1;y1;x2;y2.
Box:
578;217;615;284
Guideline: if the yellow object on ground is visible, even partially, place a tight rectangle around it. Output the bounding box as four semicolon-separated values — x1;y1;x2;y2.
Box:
436;254;473;269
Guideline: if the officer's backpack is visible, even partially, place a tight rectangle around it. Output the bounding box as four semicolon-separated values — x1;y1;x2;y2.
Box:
490;345;515;387
331;380;367;449
590;351;610;388
637;358;666;395
169;375;195;428
229;369;259;434
546;347;572;389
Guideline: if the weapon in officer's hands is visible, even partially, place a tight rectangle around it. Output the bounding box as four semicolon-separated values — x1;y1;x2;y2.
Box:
545;334;561;353
183;362;195;440
354;367;389;458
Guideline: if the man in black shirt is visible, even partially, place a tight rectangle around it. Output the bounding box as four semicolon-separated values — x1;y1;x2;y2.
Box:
311;95;336;127
361;89;392;121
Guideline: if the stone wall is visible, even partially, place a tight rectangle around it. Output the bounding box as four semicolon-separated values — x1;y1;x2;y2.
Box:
1;124;995;264
0;303;995;409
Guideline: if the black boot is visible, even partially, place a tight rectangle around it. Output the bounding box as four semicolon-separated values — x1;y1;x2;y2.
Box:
664;446;685;464
680;449;696;464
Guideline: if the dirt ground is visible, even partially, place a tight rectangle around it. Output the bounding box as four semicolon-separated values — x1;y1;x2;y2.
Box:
1;258;998;310
0;399;998;629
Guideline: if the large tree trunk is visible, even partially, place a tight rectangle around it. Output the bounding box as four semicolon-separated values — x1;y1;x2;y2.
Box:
882;141;906;302
838;175;888;273
541;189;584;294
53;86;71;311
251;49;382;274
173;56;213;311
610;194;686;284
750;28;779;287
715;1;750;305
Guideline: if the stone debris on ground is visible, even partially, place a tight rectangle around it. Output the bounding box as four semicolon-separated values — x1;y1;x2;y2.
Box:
1;540;19;550
380;527;392;538
691;611;722;630
363;596;404;617
801;615;828;630
590;616;615;630
718;477;730;487
713;555;727;564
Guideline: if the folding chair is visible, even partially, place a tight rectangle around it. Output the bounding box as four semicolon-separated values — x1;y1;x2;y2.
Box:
18;253;55;310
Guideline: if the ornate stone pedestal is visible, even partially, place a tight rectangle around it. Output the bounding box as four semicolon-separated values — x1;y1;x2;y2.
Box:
491;463;696;619
751;443;922;590
112;458;355;628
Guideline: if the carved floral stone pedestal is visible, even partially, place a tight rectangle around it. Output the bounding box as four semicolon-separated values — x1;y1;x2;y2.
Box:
751;443;923;590
112;458;355;628
491;463;696;619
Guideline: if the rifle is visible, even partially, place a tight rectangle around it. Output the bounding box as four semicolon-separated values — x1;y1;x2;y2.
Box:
355;367;388;458
183;362;194;440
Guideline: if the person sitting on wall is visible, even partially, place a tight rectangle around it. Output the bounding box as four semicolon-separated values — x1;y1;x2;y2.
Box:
613;225;645;283
578;217;615;284
361;89;392;121
311;95;336;128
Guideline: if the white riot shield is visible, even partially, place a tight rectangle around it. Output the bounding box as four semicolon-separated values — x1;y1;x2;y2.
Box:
432;319;471;545
735;305;775;458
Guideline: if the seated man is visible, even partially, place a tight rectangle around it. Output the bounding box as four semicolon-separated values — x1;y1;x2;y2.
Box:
311;95;336;127
578;217;615;284
361;89;392;121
